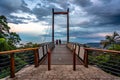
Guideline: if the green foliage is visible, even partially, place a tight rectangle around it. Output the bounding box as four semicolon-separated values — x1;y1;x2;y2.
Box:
20;42;39;48
100;32;120;49
109;44;120;51
0;15;22;79
0;15;21;51
89;52;110;65
0;67;10;78
0;38;12;51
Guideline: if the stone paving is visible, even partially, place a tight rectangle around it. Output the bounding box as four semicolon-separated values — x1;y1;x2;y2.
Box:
5;65;120;80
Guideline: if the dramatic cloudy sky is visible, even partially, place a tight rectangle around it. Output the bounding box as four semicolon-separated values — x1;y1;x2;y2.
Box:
0;0;120;43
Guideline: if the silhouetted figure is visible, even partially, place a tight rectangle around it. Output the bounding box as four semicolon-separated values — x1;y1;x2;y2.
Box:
59;39;61;45
56;39;58;45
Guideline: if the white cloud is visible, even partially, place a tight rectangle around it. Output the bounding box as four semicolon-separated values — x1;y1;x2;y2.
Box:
10;10;37;19
86;32;112;38
9;21;50;36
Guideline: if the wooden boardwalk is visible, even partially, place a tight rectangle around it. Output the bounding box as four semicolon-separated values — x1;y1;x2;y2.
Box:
41;45;82;65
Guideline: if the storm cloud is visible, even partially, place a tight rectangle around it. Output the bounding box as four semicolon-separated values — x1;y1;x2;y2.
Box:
0;0;120;43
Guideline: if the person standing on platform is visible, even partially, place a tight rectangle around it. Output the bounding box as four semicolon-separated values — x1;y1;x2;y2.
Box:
59;39;61;45
56;39;58;45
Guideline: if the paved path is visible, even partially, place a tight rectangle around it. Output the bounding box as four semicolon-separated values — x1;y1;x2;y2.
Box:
5;65;120;80
42;45;82;65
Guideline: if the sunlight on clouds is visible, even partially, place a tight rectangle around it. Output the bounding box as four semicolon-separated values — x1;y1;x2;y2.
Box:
87;32;112;38
9;21;50;36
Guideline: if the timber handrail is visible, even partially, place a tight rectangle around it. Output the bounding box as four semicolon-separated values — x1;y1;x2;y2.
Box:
0;47;40;78
84;48;120;68
0;42;54;78
85;48;120;54
0;47;39;54
67;42;120;69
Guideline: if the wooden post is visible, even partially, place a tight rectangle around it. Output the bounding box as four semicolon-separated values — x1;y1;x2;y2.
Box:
10;53;15;78
52;8;54;43
34;49;39;67
67;8;69;43
78;45;80;56
42;46;45;56
48;49;51;70
73;49;76;71
52;8;69;43
84;50;88;68
46;45;48;52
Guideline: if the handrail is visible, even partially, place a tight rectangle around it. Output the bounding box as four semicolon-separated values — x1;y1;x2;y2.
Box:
67;42;120;68
0;47;39;54
0;42;55;78
85;48;120;54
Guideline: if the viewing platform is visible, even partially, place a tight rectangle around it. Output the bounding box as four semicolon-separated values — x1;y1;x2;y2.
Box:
1;43;119;80
5;65;120;80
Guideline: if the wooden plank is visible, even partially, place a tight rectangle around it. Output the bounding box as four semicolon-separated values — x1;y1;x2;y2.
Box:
41;45;82;65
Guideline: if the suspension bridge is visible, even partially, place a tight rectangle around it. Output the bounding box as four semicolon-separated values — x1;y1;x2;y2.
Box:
0;9;120;80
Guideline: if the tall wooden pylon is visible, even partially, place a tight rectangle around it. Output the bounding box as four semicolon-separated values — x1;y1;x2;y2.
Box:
52;8;69;43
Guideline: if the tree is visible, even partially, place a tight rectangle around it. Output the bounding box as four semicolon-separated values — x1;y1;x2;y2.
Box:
8;32;21;47
0;15;10;38
0;15;21;51
100;32;120;49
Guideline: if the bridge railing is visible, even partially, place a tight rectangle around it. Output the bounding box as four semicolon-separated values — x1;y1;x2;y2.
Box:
0;42;55;79
85;48;120;76
67;42;120;76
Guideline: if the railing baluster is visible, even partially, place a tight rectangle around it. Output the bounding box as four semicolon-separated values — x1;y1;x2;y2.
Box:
34;49;39;67
10;53;15;78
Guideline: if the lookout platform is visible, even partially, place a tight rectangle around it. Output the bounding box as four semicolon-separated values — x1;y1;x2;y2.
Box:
4;44;120;80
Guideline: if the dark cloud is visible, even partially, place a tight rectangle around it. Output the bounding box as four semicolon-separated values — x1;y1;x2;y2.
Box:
84;0;120;25
74;0;92;7
0;0;31;23
0;0;120;43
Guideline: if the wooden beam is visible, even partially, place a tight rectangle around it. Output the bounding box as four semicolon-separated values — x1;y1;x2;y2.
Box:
67;8;69;43
52;8;54;42
0;47;39;55
54;12;68;14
